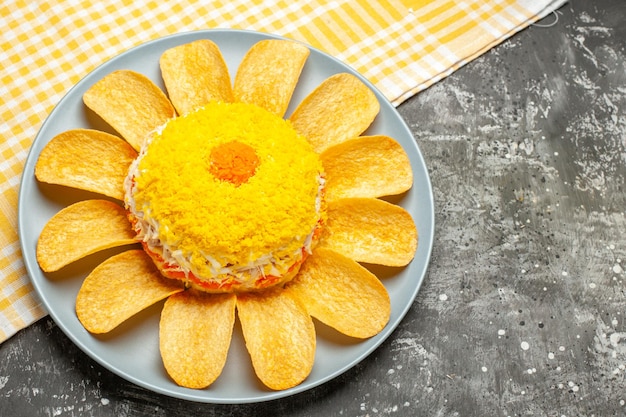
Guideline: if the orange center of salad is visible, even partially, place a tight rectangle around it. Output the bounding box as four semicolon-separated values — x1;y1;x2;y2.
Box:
208;141;260;186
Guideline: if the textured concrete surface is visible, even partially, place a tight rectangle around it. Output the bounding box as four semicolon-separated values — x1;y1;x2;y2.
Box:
2;1;626;416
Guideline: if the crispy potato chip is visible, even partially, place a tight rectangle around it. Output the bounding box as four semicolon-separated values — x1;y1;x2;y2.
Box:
289;73;380;153
286;248;390;338
160;40;234;116
83;70;175;151
76;249;183;333
36;199;137;272
160;290;236;389
35;129;137;200
319;198;417;267
320;135;413;201
237;289;315;390
233;39;309;117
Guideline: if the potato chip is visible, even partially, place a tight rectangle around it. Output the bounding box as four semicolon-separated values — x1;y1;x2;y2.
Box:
35;129;137;201
319;198;417;266
36;199;136;272
76;249;183;333
289;73;380;153
160;290;236;389
234;39;309;117
83;70;176;151
160;40;234;116
237;289;315;390
320;135;413;201
286;248;390;338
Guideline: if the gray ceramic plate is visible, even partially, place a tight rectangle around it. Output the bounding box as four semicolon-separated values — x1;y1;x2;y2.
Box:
18;29;434;404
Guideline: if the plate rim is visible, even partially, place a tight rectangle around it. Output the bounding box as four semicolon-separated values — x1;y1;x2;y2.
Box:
17;28;435;404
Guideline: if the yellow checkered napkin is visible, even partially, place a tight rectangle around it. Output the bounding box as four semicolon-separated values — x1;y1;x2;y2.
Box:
0;0;566;342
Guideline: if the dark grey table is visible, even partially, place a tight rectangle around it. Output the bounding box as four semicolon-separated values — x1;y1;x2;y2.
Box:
3;1;625;416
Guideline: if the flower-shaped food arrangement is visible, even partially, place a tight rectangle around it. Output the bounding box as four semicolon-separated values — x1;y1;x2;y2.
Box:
34;38;417;391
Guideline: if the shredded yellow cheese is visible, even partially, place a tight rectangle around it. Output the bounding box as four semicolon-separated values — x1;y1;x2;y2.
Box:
132;101;323;279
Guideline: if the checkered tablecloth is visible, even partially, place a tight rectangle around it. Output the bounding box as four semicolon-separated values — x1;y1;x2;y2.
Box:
1;0;566;343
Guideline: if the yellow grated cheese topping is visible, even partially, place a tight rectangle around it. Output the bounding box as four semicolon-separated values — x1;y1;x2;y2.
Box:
131;101;323;280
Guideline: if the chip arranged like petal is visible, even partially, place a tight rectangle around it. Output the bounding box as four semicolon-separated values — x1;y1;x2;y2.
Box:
234;39;309;117
160;290;236;389
320;135;413;201
36;199;137;272
83;70;176;151
35;129;137;200
319;198;417;267
237;289;316;390
289;73;380;153
76;249;184;333
160;39;234;116
287;248;390;338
